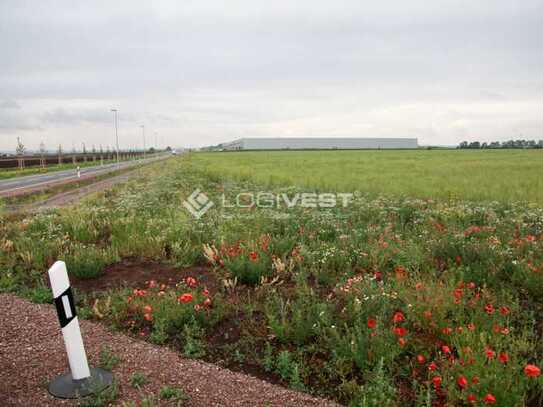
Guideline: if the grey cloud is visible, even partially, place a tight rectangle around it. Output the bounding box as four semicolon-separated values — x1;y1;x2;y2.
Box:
0;0;542;148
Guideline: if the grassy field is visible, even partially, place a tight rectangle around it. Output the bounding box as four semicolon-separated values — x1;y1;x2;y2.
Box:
192;149;543;204
1;155;542;406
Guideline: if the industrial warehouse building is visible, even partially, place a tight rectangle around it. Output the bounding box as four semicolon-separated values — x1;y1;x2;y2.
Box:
221;137;418;150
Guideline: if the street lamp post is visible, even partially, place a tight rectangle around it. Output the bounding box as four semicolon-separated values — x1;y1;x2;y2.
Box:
141;125;146;160
111;109;119;164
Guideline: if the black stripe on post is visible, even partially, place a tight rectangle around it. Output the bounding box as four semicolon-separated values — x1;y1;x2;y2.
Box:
54;287;77;328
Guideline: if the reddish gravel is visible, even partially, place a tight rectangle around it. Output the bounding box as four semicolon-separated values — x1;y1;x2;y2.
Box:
0;294;340;407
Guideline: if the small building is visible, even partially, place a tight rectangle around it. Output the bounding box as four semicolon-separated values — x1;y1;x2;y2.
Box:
221;137;418;150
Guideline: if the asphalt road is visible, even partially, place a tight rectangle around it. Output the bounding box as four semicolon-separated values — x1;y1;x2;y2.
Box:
0;154;169;197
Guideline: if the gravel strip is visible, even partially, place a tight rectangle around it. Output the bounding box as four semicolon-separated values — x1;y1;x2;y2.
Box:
0;294;340;407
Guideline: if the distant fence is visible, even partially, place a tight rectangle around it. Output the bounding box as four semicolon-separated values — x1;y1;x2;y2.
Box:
0;151;149;170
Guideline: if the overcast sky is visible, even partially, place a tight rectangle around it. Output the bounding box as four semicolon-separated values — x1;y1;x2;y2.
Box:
1;0;542;151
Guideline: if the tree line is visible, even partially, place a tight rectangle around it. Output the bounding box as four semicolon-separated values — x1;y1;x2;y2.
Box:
458;139;543;149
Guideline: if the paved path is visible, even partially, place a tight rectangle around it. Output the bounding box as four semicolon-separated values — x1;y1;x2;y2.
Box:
0;294;339;406
0;155;168;197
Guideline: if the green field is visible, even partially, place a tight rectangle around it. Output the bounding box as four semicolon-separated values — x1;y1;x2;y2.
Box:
192;149;543;203
2;155;542;406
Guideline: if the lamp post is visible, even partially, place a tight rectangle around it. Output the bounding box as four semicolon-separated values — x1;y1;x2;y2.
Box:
141;125;146;159
111;109;119;164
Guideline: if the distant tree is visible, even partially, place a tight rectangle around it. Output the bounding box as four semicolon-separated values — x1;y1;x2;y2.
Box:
15;137;25;156
481;142;488;149
468;141;481;149
39;141;47;155
92;145;96;154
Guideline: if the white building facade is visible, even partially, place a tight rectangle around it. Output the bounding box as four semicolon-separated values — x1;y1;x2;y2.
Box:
222;137;418;150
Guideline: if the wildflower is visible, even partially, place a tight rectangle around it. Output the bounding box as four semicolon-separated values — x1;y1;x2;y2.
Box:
485;348;495;359
393;327;407;337
202;288;210;297
428;362;438;371
194;304;201;311
423;310;432;319
143;313;153;322
483;393;496;404
203;298;212;307
143;305;152;314
524;364;541;377
393;311;405;323
367;318;377;329
498;352;509;364
453;288;463;300
455;255;462;265
442;327;453;335
185;277;197;288
398;338;407;347
249;251;259;262
373;271;382;281
432;376;442;388
467;323;476;331
484;304;495;314
457;375;468;389
441;345;451;354
467;282;476;289
148;280;157;288
178;293;193;304
467;394;477;403
395;266;407;280
158;291;165;296
133;289;146;297
471;376;479;384
500;306;510;316
416;355;425;364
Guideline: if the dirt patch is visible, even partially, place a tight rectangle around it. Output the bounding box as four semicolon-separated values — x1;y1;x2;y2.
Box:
71;259;220;295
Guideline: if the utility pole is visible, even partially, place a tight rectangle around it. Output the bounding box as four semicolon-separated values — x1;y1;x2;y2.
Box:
111;109;119;164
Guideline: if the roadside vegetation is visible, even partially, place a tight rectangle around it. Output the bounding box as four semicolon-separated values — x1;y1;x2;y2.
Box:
1;153;542;406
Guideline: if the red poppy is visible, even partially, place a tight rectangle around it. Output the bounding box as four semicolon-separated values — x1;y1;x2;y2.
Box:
367;318;377;329
485;348;495;359
143;313;153;322
428;362;438;371
441;345;451;354
484;304;495;314
500;306;510;315
524;364;541;377
442;327;453;335
467;281;476;289
467;323;476;331
185;277;197;288
455;255;462;265
178;293;193;303
203;298;212;307
423;310;432;319
432;376;442;388
249;251;259;262
467;394;477;403
471;376;479;384
374;271;382;281
148;280;157;288
483;394;496;404
143;305;152;314
394;327;408;337
416;355;425;364
398;338;407;347
498;352;509;364
457;375;468;389
453;288;463;300
393;311;405;323
202;288;210;297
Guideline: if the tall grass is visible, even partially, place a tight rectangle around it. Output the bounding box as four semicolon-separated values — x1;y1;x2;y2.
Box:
191;149;543;203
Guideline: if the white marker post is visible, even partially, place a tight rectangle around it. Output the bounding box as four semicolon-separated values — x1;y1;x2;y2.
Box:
48;261;113;399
